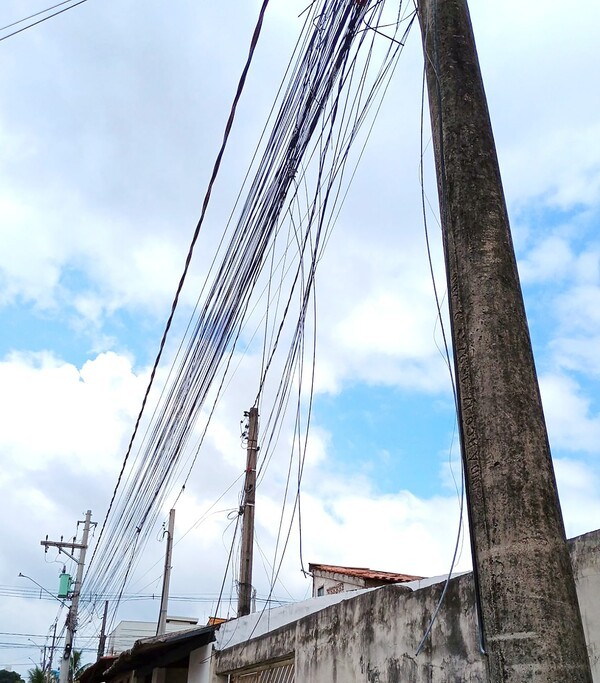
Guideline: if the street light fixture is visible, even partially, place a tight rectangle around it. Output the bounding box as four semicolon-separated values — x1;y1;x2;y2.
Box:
18;573;68;608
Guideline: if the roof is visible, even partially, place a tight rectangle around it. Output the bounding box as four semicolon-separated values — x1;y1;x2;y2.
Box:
105;625;217;678
77;657;117;683
309;563;424;583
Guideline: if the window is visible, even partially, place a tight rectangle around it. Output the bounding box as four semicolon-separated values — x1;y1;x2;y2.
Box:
317;585;324;596
230;661;294;683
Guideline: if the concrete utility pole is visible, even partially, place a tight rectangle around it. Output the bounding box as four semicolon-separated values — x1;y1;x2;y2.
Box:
417;2;592;681
42;510;93;683
47;621;57;682
156;509;176;636
96;601;109;659
238;406;259;617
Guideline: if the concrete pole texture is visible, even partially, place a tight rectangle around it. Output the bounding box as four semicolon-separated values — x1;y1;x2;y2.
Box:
417;1;592;680
59;510;92;683
156;508;175;636
238;406;259;618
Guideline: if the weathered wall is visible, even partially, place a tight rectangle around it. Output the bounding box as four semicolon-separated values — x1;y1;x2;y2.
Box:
571;530;600;680
216;576;485;682
295;576;485;683
187;646;212;683
212;528;600;683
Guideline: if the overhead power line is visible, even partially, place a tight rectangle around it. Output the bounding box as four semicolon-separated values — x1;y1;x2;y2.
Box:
79;0;415;632
0;0;88;43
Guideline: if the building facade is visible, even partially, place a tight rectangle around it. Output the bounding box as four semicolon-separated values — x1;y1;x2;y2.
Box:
85;529;600;683
309;563;423;597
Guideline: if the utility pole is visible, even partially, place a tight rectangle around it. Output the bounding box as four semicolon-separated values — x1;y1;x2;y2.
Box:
46;621;57;682
417;2;592;681
96;601;109;659
156;509;175;636
42;510;93;683
238;406;258;617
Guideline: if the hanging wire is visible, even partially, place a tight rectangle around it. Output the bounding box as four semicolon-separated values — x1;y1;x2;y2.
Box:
79;0;417;633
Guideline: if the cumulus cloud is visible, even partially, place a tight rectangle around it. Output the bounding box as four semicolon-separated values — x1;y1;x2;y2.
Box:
2;0;600;674
0;351;146;473
539;373;600;454
554;459;600;538
518;235;574;285
470;0;600;211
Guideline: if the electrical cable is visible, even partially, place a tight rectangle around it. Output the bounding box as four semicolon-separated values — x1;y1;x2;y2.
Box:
83;0;273;598
79;0;415;631
0;0;75;32
413;0;484;656
0;0;88;42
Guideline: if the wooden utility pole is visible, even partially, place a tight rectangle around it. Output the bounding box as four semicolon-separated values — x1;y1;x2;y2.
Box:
156;509;176;636
238;407;259;617
96;601;109;659
42;510;93;683
417;2;592;680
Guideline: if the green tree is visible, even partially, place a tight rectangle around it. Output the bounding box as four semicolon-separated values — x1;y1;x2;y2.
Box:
26;667;45;683
69;651;89;683
0;670;25;683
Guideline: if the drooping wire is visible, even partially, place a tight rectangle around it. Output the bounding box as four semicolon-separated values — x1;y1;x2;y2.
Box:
80;0;415;631
83;0;273;595
413;0;483;656
83;0;369;611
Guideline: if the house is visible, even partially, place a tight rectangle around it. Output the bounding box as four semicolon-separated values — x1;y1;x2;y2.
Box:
77;657;117;683
105;626;216;683
106;617;199;655
94;528;600;682
309;562;423;597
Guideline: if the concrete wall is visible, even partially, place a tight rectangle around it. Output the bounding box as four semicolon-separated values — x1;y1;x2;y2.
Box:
216;577;486;683
187;646;212;683
211;528;600;683
571;530;600;680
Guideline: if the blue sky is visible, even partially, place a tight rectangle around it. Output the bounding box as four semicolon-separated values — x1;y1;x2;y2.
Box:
1;0;600;675
314;386;458;498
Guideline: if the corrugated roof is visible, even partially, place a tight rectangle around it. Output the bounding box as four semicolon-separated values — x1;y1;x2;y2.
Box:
77;656;117;683
309;563;424;583
104;625;217;678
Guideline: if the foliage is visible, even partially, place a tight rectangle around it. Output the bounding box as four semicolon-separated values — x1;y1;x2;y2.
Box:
69;651;90;683
26;668;45;683
0;670;25;683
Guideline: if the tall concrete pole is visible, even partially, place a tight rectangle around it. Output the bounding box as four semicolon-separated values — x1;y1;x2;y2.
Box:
238;407;259;617
59;510;92;683
417;2;592;680
96;601;109;659
47;621;57;682
156;509;176;636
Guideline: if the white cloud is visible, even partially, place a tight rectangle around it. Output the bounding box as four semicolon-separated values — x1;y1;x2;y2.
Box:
519;235;574;285
2;0;600;674
503;124;600;210
470;0;600;210
0;351;146;473
540;372;600;454
299;485;469;577
554;459;600;538
557;284;600;334
552;335;600;377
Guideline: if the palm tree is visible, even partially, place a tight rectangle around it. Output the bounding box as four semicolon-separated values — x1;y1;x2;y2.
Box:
69;651;89;683
27;667;45;683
